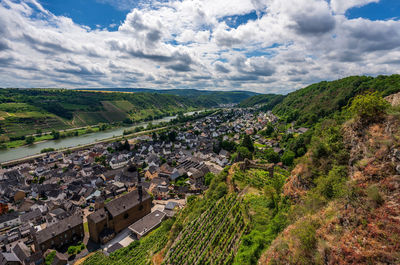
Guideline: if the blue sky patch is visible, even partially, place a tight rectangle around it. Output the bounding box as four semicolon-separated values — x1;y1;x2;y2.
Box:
346;0;400;20
220;10;262;28
40;0;129;29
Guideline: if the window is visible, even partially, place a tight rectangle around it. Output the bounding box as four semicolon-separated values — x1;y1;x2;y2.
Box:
139;205;144;211
124;213;129;219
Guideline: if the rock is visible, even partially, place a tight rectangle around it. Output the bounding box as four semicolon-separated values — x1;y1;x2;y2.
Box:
396;165;400;174
385;92;400;106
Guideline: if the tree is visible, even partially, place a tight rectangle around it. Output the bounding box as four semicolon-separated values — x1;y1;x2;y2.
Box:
261;123;274;137
242;134;254;153
168;131;177;142
51;130;60;140
237;146;252;161
264;148;280;163
220;140;236;152
204;172;215;186
123;140;130;151
281;150;295;166
348;92;389;123
25;135;35;145
152;132;158;141
159;132;168;142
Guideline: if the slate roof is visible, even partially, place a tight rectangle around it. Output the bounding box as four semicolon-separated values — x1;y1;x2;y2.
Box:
35;214;83;244
106;243;123;254
105;189;150;218
0;212;19;224
20;208;42;223
1;252;20;262
165;201;178;211
129;210;166;237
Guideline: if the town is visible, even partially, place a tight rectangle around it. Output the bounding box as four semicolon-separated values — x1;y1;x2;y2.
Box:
0;108;305;265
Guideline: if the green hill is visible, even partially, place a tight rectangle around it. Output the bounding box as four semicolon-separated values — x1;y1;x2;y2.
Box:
79;88;258;105
240;75;400;127
273;75;400;126
0;89;205;138
238;94;285;109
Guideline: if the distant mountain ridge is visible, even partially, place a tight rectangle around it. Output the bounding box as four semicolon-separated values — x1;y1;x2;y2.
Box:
77;88;259;104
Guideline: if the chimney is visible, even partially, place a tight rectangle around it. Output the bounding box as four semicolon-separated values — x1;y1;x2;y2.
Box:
138;184;143;202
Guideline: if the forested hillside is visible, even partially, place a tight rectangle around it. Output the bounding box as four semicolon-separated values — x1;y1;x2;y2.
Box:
0;89;205;138
80;88;258;105
238;94;284;108
240;75;400;127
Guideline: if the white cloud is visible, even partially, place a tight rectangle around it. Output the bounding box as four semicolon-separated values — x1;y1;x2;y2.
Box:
330;0;379;14
0;0;399;93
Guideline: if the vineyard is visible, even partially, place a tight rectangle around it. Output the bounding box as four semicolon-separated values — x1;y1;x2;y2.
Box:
163;194;246;265
83;219;174;265
233;168;288;189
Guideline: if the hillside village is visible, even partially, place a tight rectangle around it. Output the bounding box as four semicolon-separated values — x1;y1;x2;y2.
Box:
0;108;291;264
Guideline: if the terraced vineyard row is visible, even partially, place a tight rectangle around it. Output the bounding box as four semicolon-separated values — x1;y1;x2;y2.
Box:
233;169;270;189
163;194;247;265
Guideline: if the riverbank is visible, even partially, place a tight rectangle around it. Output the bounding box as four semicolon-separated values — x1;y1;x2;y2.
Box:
1;109;203;150
1;126;169;167
0;109;214;165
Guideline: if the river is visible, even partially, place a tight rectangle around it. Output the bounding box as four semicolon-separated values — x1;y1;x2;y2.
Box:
0;111;199;163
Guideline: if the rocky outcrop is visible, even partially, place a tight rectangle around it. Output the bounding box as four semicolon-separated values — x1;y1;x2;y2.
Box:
260;115;400;265
385;91;400;106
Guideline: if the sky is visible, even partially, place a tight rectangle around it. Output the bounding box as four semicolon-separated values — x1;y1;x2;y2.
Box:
0;0;399;94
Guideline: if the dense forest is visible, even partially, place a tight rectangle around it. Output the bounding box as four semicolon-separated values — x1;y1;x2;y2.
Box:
266;75;400;127
238;94;285;108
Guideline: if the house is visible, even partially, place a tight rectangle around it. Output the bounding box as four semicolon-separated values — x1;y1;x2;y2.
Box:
87;188;152;244
296;127;309;134
12;242;43;265
20;209;42;224
154;185;169;199
0;212;20;229
109;154;130;169
128;210;166;239
33;214;84;252
144;165;158;179
0;252;20;265
158;164;173;179
188;167;208;186
164;201;178;217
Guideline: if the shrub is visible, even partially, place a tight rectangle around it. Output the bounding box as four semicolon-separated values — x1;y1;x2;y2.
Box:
237;146;252;161
348;92;389;123
204;172;215;186
45;250;56;265
25;135;35;144
315;165;347;199
263;148;280;163
67;246;76;255
41;148;55;153
367;185;384;207
281;150;295;166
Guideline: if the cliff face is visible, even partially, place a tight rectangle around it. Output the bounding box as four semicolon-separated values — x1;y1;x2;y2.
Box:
260;114;400;265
